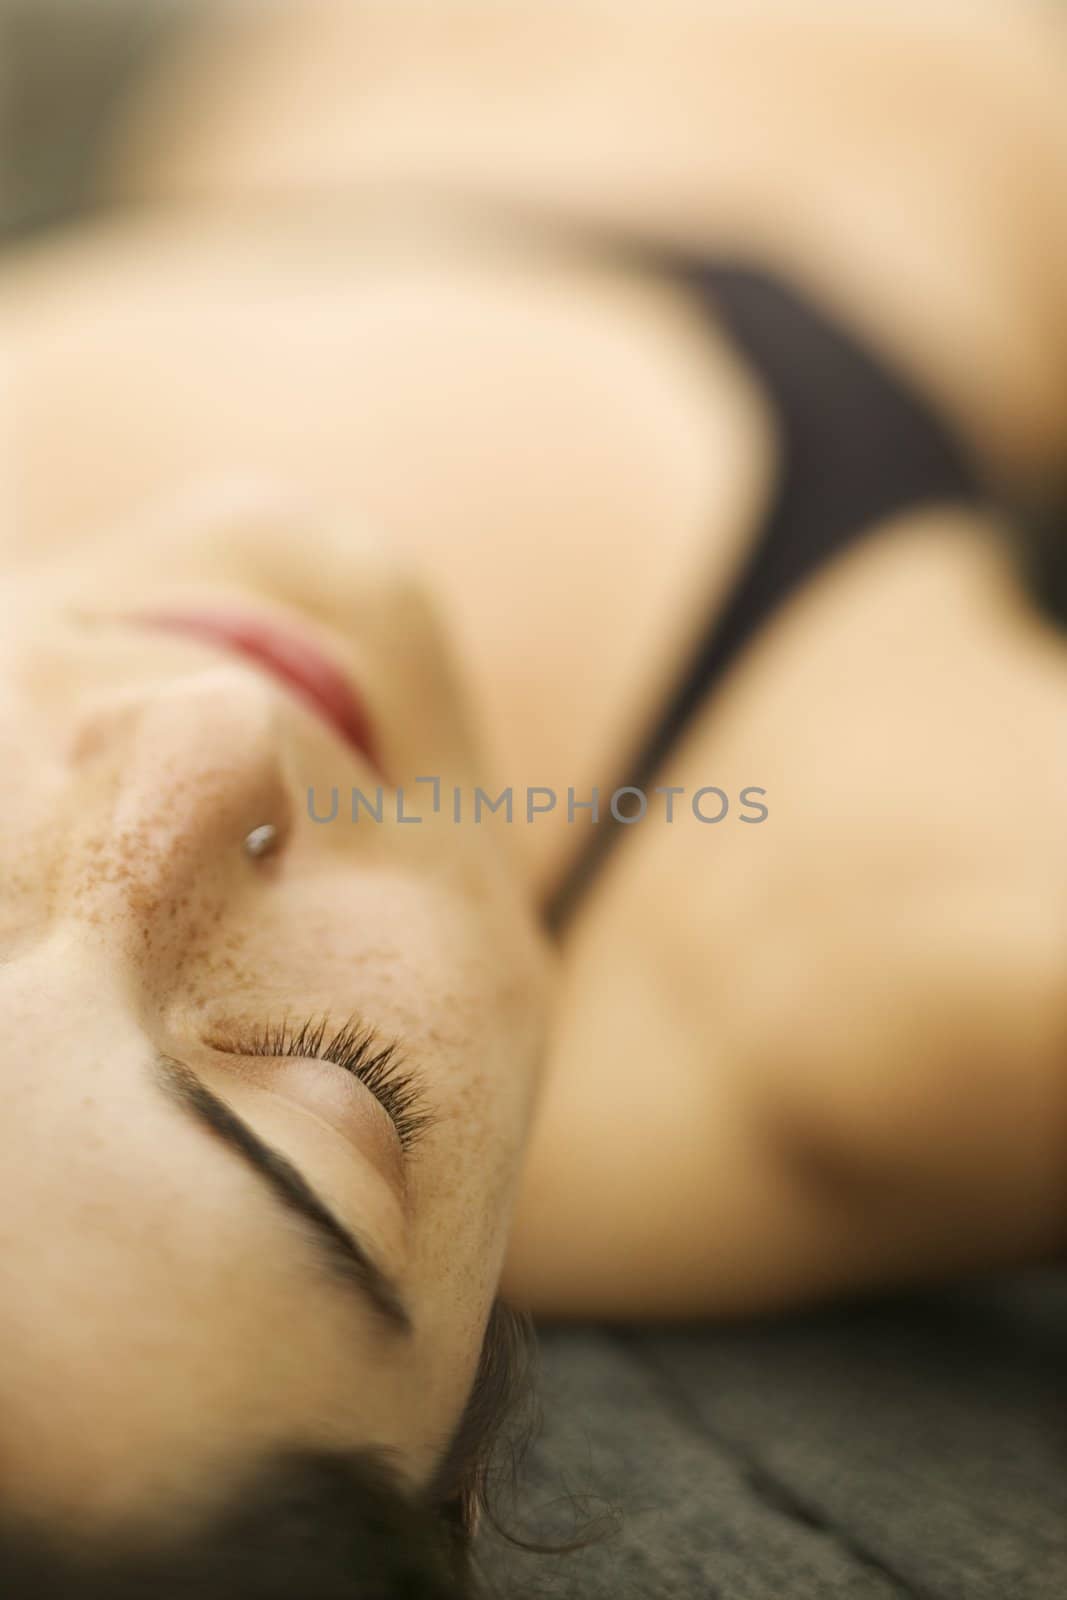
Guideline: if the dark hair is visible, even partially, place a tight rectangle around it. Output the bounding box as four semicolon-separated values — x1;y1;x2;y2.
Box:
0;1300;538;1599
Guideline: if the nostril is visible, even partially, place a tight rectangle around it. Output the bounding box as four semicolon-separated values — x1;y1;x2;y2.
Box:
94;669;296;879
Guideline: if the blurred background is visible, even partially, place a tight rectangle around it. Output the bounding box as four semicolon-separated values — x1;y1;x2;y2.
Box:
0;0;187;241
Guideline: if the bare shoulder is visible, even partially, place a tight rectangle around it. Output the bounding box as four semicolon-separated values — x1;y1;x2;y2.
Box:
108;0;1067;479
502;509;1067;1320
111;0;1067;204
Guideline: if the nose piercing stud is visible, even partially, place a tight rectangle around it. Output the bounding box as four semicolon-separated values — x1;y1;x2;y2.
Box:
243;823;279;860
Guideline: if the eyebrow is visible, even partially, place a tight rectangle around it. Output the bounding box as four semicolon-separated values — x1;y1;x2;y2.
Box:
152;1053;414;1338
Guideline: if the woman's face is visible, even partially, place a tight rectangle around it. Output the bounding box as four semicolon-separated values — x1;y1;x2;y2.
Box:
0;484;553;1534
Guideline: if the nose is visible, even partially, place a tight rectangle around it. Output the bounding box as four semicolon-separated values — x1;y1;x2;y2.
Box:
57;663;294;930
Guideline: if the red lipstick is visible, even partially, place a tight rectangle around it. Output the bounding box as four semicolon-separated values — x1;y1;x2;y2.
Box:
128;605;382;774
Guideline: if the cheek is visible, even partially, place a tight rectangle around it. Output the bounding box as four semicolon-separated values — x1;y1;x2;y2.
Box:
408;1023;543;1316
181;841;548;1174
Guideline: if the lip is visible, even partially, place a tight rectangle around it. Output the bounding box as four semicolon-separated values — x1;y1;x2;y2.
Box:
123;604;384;775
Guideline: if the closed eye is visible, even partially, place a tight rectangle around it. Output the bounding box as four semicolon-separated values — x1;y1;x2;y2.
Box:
154;1051;414;1336
207;1012;435;1153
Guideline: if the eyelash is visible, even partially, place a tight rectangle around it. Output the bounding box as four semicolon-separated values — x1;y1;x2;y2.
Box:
225;1013;434;1153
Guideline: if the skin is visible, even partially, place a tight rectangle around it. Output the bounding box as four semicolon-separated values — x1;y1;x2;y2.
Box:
109;0;1067;481
0;495;553;1534
2;0;1067;1531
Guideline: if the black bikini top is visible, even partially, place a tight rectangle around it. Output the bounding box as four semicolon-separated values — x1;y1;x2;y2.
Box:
540;245;1065;931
